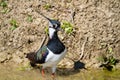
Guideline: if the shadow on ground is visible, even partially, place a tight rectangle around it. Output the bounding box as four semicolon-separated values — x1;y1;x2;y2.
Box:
31;60;86;78
56;61;86;76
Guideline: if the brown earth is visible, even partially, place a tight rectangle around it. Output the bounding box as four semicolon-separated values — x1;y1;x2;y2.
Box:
0;0;120;69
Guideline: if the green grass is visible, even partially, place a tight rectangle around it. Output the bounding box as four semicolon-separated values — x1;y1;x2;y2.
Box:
17;63;33;71
0;0;7;8
61;21;73;34
0;0;10;14
27;15;33;22
43;3;52;10
44;27;49;34
10;19;18;31
1;8;10;13
97;47;118;71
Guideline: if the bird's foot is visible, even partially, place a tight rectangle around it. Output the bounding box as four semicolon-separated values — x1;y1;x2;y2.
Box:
41;69;45;77
51;73;55;79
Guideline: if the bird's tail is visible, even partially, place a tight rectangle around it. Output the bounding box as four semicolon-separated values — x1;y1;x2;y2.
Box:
26;52;37;67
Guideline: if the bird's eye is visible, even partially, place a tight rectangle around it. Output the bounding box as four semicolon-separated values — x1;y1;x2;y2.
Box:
53;24;57;28
53;25;55;28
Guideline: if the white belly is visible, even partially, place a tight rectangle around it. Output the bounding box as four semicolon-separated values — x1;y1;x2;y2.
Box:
42;48;67;68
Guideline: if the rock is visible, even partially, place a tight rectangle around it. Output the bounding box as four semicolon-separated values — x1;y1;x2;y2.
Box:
0;51;12;63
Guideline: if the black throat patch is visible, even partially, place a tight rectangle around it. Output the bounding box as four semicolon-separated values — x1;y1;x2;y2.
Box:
47;32;65;54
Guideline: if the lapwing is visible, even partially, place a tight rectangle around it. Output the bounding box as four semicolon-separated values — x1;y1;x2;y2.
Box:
26;13;67;77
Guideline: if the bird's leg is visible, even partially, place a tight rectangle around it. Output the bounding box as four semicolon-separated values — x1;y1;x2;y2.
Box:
41;69;45;77
52;73;55;78
51;66;56;78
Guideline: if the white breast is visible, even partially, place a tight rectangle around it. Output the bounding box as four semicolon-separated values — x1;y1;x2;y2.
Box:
42;48;67;68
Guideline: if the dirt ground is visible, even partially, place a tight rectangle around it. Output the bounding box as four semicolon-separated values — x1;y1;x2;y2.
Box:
0;64;120;80
0;0;120;69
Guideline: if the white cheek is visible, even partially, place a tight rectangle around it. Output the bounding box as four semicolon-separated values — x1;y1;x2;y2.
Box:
49;28;55;38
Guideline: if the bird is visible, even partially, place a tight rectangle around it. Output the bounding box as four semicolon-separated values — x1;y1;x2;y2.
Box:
26;13;67;78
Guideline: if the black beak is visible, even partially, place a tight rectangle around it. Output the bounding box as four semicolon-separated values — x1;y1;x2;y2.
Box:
36;11;52;23
36;10;52;23
40;13;51;21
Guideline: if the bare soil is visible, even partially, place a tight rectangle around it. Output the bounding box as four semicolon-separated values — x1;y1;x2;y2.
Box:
0;0;120;70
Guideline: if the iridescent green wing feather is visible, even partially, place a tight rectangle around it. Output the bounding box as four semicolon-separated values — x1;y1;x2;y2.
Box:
36;46;48;60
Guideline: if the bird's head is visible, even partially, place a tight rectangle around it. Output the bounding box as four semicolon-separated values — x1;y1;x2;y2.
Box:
39;13;61;38
48;19;61;38
48;19;61;32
